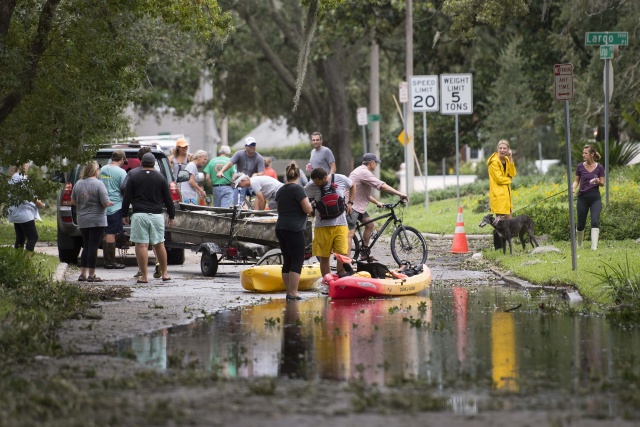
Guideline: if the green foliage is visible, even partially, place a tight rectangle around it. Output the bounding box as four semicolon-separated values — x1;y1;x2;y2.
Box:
590;255;640;305
442;0;529;39
571;140;640;168
482;36;538;155
0;1;232;210
0;249;91;361
257;143;311;161
601;201;640;241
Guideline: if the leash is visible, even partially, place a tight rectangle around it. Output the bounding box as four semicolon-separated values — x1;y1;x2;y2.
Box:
511;189;567;215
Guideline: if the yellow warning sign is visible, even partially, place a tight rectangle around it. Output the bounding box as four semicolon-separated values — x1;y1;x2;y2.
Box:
397;130;412;146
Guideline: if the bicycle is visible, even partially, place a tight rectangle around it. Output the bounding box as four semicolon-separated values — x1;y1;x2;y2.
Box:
351;199;428;266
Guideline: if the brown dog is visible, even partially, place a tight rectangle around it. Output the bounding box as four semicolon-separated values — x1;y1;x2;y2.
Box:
479;214;539;254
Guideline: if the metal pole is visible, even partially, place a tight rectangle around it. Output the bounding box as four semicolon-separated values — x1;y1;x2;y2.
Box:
564;100;577;271
423;111;429;212
405;0;414;194
604;59;610;204
455;114;460;209
361;125;368;154
538;141;543;173
403;102;409;196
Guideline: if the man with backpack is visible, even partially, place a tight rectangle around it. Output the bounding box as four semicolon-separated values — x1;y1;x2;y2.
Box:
304;167;356;279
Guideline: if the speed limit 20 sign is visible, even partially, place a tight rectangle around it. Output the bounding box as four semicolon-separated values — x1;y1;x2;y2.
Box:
440;74;473;115
410;75;439;112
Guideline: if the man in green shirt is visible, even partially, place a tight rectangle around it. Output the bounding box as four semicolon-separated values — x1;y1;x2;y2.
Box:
204;145;235;207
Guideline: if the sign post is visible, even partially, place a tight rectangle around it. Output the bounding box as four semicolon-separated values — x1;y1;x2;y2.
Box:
399;81;409;196
356;107;368;154
410;75;439;212
440;73;473;209
585;31;627;204
555;63;577;271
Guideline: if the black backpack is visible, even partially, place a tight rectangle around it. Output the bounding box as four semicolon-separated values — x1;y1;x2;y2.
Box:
315;174;346;219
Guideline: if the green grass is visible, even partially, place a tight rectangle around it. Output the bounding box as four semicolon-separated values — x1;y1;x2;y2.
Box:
483;240;640;303
0;215;57;245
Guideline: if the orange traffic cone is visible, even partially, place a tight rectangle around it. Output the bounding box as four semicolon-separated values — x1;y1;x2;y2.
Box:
451;206;470;254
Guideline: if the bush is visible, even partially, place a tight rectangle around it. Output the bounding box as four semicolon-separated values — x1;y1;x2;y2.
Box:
0;248;91;360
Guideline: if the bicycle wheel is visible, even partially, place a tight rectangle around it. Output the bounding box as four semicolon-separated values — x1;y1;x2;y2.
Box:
390;225;428;266
351;235;361;261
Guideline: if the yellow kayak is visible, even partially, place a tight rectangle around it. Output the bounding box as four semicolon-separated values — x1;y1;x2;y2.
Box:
241;264;322;292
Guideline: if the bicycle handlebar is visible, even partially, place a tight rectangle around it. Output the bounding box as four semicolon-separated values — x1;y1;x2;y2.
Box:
381;198;407;210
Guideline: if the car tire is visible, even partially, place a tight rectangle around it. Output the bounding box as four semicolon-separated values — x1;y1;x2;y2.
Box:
200;252;218;277
57;228;82;265
166;248;185;265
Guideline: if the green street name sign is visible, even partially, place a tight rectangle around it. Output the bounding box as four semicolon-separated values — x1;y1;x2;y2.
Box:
368;114;381;122
585;32;628;46
600;45;614;59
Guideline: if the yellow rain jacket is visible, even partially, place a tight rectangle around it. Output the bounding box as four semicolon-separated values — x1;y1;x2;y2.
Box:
487;152;517;215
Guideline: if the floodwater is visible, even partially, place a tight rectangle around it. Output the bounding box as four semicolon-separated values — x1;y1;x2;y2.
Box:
119;284;640;414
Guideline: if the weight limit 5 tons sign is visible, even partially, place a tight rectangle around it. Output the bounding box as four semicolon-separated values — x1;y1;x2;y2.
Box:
440;74;473;115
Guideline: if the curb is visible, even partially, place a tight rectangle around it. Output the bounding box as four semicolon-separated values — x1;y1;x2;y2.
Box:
423;232;492;241
54;262;69;282
488;266;583;302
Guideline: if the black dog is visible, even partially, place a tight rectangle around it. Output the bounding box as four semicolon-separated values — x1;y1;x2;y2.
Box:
479;214;539;254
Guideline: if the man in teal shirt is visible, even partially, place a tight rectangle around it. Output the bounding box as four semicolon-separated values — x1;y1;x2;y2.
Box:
98;150;128;268
204;145;235;207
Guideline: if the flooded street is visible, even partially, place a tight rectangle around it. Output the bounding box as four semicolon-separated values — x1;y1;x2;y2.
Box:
118;274;640;418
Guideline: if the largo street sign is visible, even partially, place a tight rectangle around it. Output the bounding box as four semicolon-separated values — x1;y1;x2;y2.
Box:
554;63;574;101
585;32;628;46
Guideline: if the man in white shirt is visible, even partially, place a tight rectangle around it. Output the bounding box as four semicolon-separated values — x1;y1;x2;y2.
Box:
233;173;283;210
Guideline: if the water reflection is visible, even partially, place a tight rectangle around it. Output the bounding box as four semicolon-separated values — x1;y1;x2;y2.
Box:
118;285;640;401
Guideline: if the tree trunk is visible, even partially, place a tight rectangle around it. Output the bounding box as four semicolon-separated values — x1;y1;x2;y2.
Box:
322;43;353;174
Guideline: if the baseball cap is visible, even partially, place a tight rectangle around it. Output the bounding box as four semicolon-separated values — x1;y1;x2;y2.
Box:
176;138;189;148
111;150;128;164
244;137;257;146
362;153;381;163
233;173;248;188
141;152;156;167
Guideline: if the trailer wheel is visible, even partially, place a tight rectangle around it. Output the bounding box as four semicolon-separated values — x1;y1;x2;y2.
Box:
201;252;218;277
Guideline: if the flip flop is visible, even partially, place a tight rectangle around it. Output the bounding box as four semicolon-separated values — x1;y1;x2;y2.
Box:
161;277;171;282
136;279;148;284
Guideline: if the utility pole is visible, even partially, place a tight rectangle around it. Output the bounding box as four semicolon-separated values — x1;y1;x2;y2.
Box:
370;36;381;198
405;0;414;194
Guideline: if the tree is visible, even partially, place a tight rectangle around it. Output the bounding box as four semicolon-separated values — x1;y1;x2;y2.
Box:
0;0;231;206
481;36;538;158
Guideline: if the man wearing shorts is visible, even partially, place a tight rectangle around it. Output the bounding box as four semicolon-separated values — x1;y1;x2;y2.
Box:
121;153;175;283
347;153;407;260
304;167;356;278
99;150;128;269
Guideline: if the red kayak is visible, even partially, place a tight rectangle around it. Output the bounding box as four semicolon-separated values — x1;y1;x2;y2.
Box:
325;263;431;299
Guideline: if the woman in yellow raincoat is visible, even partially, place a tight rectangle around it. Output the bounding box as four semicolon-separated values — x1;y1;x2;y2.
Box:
487;140;517;249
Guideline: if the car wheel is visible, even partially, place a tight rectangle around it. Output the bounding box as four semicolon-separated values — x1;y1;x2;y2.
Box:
57;228;81;264
201;252;218;277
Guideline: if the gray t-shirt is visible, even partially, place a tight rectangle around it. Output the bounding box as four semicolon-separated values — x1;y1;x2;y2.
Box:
250;176;283;200
180;161;200;200
230;151;265;176
304;173;352;227
309;146;335;172
71;177;109;228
